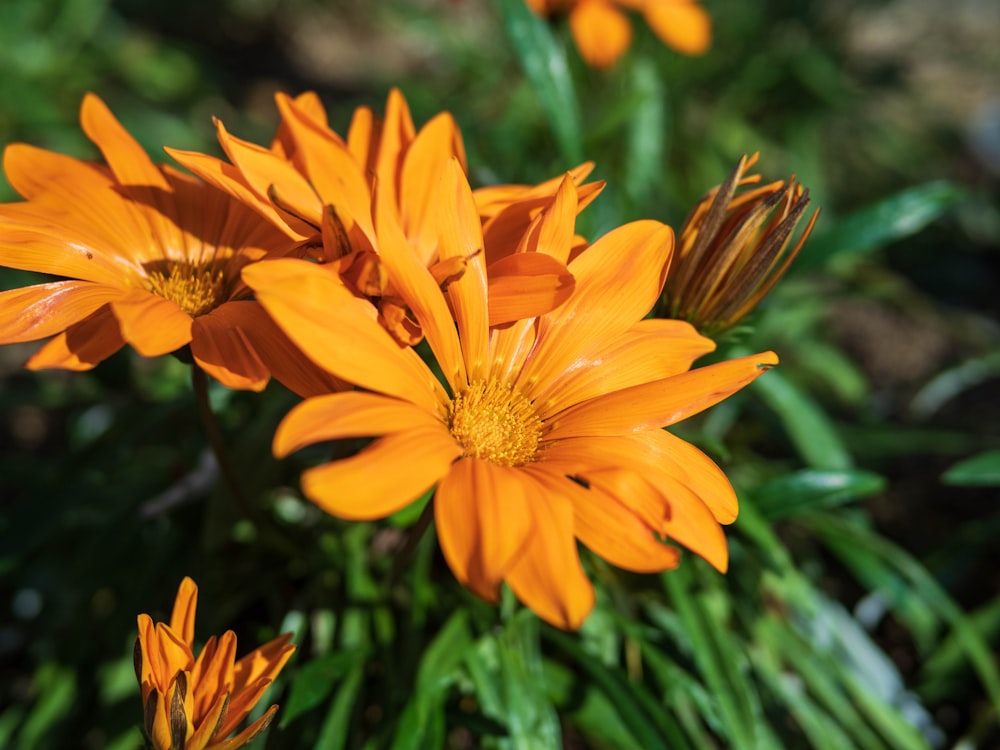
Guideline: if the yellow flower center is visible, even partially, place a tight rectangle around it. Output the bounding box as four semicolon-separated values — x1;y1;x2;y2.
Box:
448;380;542;467
146;262;225;317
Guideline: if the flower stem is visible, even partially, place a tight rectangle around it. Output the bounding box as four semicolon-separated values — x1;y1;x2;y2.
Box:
191;364;258;525
388;498;436;586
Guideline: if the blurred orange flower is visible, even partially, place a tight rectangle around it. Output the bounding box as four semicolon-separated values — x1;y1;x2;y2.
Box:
526;0;712;69
245;163;776;630
664;153;819;335
0;94;315;391
134;577;295;750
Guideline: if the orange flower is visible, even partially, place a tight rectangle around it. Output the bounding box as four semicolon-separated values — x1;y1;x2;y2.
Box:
244;163;776;629
0;94;319;392
663;153;819;336
134;577;295;750
526;0;711;69
168;89;600;341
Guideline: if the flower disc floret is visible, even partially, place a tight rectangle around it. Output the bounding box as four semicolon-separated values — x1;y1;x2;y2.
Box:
448;380;542;466
146;262;225;317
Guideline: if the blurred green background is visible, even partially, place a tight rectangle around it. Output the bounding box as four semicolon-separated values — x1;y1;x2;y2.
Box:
1;0;999;748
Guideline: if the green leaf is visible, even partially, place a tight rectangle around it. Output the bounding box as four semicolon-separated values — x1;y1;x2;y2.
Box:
544;628;692;749
754;469;886;520
909;351;1000;420
281;649;369;728
498;0;584;164
495;611;562;749
314;661;366;750
391;610;474;750
806;512;1000;715
623;58;665;201
798;181;967;271
661;565;778;750
941;449;1000;486
752;368;854;470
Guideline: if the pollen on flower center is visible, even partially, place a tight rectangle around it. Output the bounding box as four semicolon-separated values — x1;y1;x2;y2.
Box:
145;261;225;317
448;380;543;467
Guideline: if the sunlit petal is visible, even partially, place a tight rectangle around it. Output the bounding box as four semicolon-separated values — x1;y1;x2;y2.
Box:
274;391;441;458
435;458;535;602
301;426;461;520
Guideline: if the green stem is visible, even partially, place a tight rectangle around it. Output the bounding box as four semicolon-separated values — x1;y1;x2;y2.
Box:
191;364;258;525
388;498;436;586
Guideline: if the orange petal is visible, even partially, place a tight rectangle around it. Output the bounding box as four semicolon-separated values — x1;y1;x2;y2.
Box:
191;304;270;392
371;88;417;210
242;259;445;412
534;318;714;415
399;112;466;266
80;93;169;190
434;458;535;602
213;704;278;750
274;391;441;458
228;301;345;398
232;632;295;695
373;177;466;391
169;578;198;647
523;173;580;264
110;289;193;357
659;474;729;572
537;438;668;531
545;351;778;438
436;159;489;381
631;429;738;524
154;622;195;677
165;147;309;239
26;305;126;371
569;0;633;69
474;162;596;219
486;252;575;327
563;469;681;573
642;0;712;56
504;473;595;630
215;117;323;229
190;632;237;720
274;94;375;245
0;281;127;344
0;202;142;285
346;104;377;171
300;426;461;521
3;142;109;202
186;691;229;750
522;220;673;402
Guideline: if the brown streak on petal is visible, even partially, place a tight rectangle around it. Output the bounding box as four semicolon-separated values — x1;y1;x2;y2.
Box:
170;672;188;750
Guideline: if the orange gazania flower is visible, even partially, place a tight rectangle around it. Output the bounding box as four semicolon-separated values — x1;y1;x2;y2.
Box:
0;93;314;391
526;0;712;69
244;163;777;629
168;89;600;341
134;577;295;750
663;153;819;336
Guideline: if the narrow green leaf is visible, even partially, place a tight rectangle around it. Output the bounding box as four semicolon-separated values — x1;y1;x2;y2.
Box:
806;512;1000;715
754;469;886;520
498;0;584;164
496;611;562;749
909;351;1000;419
941;449;1000;487
315;661;366;750
623;58;665;201
282;649;369;727
544;628;692;749
752;368;854;470
661;566;774;750
391;610;474;750
797;181;967;271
